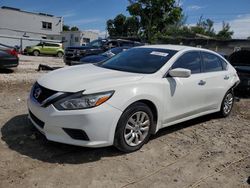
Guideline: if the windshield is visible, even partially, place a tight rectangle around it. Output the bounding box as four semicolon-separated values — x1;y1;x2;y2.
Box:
97;48;177;74
87;40;103;48
102;47;126;58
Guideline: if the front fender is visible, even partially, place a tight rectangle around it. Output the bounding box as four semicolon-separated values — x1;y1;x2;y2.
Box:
107;82;165;133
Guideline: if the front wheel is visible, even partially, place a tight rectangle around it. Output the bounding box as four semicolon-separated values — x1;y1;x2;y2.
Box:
57;51;64;58
114;102;153;152
219;90;234;117
33;50;40;56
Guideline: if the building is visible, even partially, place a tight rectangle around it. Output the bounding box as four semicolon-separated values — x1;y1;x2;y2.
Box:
0;6;63;50
0;6;63;38
47;31;99;48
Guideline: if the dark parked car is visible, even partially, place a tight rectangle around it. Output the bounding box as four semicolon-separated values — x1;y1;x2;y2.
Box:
229;50;250;96
71;47;130;66
0;43;19;69
64;39;142;65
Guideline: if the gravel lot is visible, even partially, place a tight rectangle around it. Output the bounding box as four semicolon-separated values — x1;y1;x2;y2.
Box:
0;55;249;188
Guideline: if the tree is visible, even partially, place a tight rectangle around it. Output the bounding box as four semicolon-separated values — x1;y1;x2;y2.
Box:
113;14;127;36
125;16;140;37
70;26;79;31
106;14;140;37
190;16;216;37
106;19;116;36
63;25;70;31
127;0;182;42
217;22;234;40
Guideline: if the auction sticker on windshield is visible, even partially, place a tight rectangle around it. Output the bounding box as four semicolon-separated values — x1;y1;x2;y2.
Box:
150;51;169;57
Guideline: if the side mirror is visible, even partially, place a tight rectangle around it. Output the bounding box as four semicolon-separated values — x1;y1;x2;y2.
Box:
168;68;191;78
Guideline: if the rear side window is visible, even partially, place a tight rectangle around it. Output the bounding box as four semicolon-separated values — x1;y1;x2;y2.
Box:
202;52;223;72
107;41;118;48
221;59;228;70
120;41;134;47
172;52;202;74
44;43;59;47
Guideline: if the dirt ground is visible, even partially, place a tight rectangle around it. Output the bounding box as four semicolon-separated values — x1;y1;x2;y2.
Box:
0;55;249;188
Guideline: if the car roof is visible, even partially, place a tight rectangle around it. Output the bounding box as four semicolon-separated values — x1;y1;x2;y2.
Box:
137;44;213;52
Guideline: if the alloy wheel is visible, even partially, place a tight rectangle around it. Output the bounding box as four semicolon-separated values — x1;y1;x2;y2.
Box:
223;93;233;114
124;111;150;147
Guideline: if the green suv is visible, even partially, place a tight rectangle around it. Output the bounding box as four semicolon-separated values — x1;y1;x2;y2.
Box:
24;42;64;57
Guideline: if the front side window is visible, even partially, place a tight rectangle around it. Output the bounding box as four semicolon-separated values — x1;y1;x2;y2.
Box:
172;51;202;74
202;52;223;72
98;48;177;74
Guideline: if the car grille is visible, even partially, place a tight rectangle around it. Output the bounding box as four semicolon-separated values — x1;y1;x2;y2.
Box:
32;82;58;104
65;49;75;57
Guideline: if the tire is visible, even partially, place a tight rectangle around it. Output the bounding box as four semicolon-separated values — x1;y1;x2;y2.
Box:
114;102;154;152
33;50;40;56
219;90;234;117
57;51;64;58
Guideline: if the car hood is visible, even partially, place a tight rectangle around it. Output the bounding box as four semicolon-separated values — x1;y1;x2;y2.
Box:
66;46;92;50
80;55;107;63
37;64;144;92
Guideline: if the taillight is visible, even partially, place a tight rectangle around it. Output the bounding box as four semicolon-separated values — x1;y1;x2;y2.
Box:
6;49;18;57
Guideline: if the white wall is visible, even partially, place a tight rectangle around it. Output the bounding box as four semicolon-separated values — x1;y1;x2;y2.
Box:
47;31;99;48
0;34;61;51
0;7;62;37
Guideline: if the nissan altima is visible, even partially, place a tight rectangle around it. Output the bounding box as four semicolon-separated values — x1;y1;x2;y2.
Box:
28;45;240;152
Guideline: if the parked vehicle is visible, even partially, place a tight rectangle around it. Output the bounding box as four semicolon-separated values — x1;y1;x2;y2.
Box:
28;45;239;152
64;39;142;65
71;47;131;66
24;42;64;57
0;43;19;69
229;50;250;96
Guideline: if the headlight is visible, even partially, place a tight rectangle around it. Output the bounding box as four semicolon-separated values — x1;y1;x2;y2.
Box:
53;90;114;110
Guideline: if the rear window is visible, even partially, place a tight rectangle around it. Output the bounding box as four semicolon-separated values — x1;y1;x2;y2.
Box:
98;48;177;74
202;52;223;72
44;43;60;47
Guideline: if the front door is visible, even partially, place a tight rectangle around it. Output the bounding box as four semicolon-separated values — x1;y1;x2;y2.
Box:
162;51;207;125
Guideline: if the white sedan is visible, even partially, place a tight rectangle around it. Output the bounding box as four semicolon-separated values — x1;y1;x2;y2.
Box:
28;45;240;152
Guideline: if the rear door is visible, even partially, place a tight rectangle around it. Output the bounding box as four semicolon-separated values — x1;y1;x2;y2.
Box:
42;43;58;55
39;43;50;54
200;52;230;109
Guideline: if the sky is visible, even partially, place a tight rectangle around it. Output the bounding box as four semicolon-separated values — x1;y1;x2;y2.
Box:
1;0;250;39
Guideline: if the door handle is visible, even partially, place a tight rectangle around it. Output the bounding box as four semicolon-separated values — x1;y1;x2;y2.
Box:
198;80;206;86
224;75;230;80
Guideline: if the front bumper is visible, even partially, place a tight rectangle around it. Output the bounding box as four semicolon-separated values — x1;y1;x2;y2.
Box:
27;97;122;147
0;57;19;68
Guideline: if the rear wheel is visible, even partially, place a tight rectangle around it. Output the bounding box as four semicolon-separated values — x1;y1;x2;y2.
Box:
219;90;234;117
57;51;64;58
33;50;40;56
114;102;153;152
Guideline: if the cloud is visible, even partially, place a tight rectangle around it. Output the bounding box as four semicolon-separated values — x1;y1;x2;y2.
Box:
177;0;184;7
213;14;250;39
63;12;75;18
187;5;204;11
85;29;107;38
70;18;101;25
